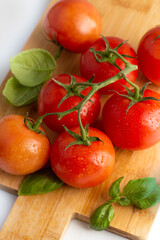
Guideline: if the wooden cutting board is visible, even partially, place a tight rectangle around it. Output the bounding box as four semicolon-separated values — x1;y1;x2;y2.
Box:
0;0;160;239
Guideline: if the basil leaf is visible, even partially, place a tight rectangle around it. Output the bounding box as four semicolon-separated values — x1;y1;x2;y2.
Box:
109;176;124;199
10;49;56;87
134;185;160;209
18;168;63;195
90;203;115;231
118;197;132;206
3;76;43;106
123;177;156;201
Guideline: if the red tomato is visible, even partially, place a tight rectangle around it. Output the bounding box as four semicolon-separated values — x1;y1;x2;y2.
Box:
0;115;50;175
44;0;102;53
137;26;160;86
38;74;101;132
50;127;115;188
80;36;138;94
102;89;160;150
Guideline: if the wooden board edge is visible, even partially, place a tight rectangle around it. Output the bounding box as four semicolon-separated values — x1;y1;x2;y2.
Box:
0;184;18;195
74;213;148;240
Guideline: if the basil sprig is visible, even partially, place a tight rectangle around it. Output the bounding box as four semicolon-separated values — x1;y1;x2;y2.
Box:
90;203;115;231
3;49;56;106
90;177;160;231
3;77;43;106
18;168;63;195
10;49;56;87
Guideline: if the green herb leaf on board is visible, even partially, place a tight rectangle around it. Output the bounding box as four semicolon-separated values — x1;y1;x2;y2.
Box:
18;168;63;195
123;177;157;201
109;176;124;199
10;49;56;87
3;76;43;106
134;185;160;209
90;203;115;231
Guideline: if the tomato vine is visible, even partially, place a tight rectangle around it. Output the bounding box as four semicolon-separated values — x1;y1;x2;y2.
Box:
25;37;139;147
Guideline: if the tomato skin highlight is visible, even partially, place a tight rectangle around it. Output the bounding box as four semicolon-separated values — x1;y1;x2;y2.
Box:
50;127;115;188
44;0;102;53
102;89;160;150
80;36;138;94
38;74;101;133
137;26;160;86
0;115;50;175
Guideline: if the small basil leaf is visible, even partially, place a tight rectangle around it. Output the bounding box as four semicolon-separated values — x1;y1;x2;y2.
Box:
90;203;115;231
3;76;43;106
18;168;63;195
134;185;160;209
118;197;132;206
10;49;56;87
123;177;156;202
109;176;124;199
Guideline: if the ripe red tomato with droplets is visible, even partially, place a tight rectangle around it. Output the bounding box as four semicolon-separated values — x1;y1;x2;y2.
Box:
80;36;138;94
50;127;115;188
102;89;160;150
137;26;160;86
38;74;101;132
0;115;50;175
44;0;102;53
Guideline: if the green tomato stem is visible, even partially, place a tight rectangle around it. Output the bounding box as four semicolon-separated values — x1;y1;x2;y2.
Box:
58;84;99;119
32;112;59;131
54;45;63;61
97;63;137;90
121;75;140;100
110;49;130;65
78;108;87;142
31;62;137;134
108;49;139;99
26;43;138;145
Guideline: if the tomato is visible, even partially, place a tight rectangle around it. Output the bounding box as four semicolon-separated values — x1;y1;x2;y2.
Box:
102;89;160;150
80;36;138;94
44;0;102;53
38;74;101;132
0;115;50;175
137;26;160;86
50;127;115;188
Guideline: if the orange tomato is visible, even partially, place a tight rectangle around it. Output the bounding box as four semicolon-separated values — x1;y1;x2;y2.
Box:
44;0;102;53
0;115;50;175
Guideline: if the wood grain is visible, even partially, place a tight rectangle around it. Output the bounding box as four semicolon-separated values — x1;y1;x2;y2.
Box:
0;0;160;239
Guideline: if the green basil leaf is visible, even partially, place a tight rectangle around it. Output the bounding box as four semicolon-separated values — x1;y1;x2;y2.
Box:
134;185;160;209
10;49;56;87
90;203;115;231
109;176;124;199
3;76;43;106
18;168;63;195
123;177;156;202
118;197;132;206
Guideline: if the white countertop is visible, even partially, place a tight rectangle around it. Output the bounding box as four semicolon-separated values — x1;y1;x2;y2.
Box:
0;1;159;239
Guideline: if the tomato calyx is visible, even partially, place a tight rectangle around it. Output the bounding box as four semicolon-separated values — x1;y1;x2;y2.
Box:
43;33;64;60
63;124;103;149
112;76;160;112
52;74;95;108
90;35;134;71
24;114;47;137
53;34;64;60
152;35;160;43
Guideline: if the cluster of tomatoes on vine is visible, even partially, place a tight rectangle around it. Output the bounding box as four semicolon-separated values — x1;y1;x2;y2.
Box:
0;0;160;189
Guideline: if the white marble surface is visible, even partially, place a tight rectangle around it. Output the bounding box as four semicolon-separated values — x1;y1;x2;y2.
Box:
0;0;159;239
